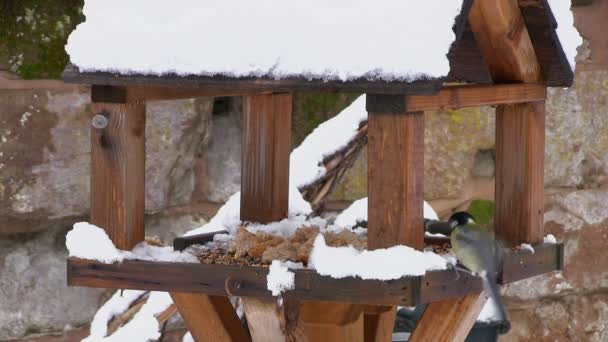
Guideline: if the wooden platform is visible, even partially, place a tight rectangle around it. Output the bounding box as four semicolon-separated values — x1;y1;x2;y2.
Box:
68;243;563;306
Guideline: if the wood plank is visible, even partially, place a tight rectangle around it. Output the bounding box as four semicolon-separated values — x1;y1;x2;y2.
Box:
171;293;250;342
406;84;546;112
300;302;363;342
468;0;542;83
499;243;564;284
366;94;425;341
242;297;307;342
495;101;545;245
409;293;487;342
363;306;396;342
367;99;424;250
92;84;259;103
64;64;442;95
520;0;574;86
446;23;493;84
90;91;145;250
66;244;563;303
242;298;284;342
241;93;292;223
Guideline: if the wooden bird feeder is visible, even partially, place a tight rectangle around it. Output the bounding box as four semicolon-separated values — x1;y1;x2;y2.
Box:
64;0;573;341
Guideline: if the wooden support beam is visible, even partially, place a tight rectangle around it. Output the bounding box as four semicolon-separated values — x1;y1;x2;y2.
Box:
90;87;145;250
241;93;292;223
367;95;424;250
67;244;564;300
495;101;545;245
363;306;397;342
242;297;307;342
409;293;487;342
468;0;542;83
92;84;260;103
300;302;363;342
366;94;425;341
405;84;546;112
171;293;250;342
240;93;294;341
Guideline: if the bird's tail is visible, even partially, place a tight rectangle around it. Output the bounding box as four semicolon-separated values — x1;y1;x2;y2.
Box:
483;276;511;334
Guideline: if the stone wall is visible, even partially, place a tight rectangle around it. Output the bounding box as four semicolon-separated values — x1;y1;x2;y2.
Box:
1;0;607;340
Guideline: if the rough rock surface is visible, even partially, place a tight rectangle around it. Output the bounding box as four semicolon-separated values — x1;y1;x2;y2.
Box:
0;85;213;235
0;223;104;340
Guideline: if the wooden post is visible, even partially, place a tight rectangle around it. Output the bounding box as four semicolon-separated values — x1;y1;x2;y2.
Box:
171;293;250;342
409;293;487;342
241;93;292;223
240;93;294;341
366;94;424;341
495;101;545;245
90;85;145;250
367;95;424;250
300;302;363;342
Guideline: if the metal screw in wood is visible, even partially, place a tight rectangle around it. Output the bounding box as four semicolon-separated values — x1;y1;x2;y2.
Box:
92;114;108;129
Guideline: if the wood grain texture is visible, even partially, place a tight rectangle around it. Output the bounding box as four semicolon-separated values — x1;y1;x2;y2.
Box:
367;109;424;250
242;298;285;342
409;293;487;342
64;64;441;95
92;84;258;103
300;302;363;342
469;0;542;83
90;99;145;250
495;101;545;245
520;0;574;86
66;244;563;303
367;99;424;341
406;84;546;112
363;306;396;342
171;293;250;342
241;93;292;223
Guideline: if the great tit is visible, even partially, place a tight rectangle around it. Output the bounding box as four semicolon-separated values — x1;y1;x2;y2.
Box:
425;212;510;334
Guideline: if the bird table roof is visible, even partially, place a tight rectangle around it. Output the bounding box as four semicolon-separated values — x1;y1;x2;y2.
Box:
63;0;581;93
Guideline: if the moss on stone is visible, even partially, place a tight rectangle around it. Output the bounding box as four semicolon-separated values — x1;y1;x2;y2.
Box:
0;0;84;79
467;199;495;225
292;92;360;147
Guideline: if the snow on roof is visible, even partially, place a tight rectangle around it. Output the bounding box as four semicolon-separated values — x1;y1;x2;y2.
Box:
66;0;465;82
548;0;583;70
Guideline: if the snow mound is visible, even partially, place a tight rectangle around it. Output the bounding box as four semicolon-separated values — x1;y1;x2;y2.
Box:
308;235;448;280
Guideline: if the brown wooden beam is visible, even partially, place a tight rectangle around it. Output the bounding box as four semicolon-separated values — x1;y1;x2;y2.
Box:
405;84;546;112
171;293;250;342
367;96;424;250
468;0;542;83
90;88;145;250
366;94;425;341
363;306;397;342
91;84;262;103
495;101;545;245
409;293;487;342
241;93;292;223
300;302;363;342
66;243;563;302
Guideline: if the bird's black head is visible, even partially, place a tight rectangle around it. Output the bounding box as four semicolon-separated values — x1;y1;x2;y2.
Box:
449;211;476;228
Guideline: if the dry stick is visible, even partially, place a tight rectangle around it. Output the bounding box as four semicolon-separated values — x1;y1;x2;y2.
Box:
299;121;368;212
